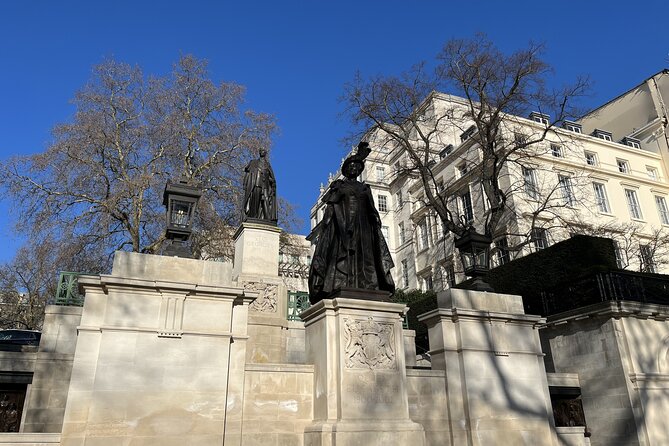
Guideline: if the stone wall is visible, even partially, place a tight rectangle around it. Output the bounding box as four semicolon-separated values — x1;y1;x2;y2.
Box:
241;364;314;445
406;369;449;444
542;301;669;446
22;306;82;434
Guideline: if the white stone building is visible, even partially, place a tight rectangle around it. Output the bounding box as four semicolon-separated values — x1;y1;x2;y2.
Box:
311;78;669;291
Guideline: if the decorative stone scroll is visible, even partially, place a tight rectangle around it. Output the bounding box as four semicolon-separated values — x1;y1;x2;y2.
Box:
343;316;396;369
245;282;278;313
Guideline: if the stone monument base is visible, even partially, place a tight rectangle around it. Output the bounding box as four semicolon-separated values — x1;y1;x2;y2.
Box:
305;420;425;446
301;291;425;446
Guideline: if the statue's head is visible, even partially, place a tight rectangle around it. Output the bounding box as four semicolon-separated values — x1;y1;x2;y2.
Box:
259;149;267;157
342;160;364;179
341;141;370;179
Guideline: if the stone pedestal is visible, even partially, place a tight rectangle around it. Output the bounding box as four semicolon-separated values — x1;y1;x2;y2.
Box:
232;221;282;282
419;289;558;446
59;252;256;446
301;292;425;446
233;222;291;364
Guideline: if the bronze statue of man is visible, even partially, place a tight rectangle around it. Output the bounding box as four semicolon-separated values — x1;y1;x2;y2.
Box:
242;149;277;224
308;142;395;303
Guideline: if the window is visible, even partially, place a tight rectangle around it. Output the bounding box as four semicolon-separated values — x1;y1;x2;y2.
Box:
593;129;613;141
564;121;582;133
656;196;669;225
617;159;630;174
401;259;409;288
398;222;406;244
551;144;563;158
396;190;404;208
584;151;598;166
375;166;385;181
514;132;528;146
530;112;549;125
523;167;539;199
613;241;627;268
457;163;468;178
647;167;658;180
494;237;510;266
558;175;575;206
531;228;548;251
460;125;476;142
592;183;611;213
622;136;641;149
381;225;389;242
418;219;429;250
378;195;388;212
640;245;656;273
625;189;643;219
423;274;433;291
459;191;474;224
394;161;401;173
439;144;453;159
443;264;456;288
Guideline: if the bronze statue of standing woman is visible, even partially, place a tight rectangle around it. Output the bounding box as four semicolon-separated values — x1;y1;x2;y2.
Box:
242;149;277;224
308;142;395;303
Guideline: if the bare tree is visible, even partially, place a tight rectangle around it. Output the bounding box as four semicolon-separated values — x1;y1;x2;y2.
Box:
343;34;590;244
2;55;280;262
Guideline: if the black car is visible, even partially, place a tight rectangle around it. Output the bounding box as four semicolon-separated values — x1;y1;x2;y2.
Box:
0;330;41;351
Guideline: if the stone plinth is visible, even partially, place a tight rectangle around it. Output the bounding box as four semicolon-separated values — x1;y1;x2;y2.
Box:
59;252;256;446
232;222;282;282
419;288;557;446
301;292;425;446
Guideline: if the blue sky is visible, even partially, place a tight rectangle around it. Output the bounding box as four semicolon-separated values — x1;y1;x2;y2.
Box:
0;0;667;263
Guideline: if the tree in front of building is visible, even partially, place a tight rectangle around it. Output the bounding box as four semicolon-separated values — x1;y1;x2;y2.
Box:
343;34;590;254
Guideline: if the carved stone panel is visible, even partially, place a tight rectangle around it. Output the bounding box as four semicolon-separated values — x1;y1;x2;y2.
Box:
245;282;278;313
343;317;396;370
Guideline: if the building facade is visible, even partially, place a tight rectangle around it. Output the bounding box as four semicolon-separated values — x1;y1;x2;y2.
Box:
311;83;669;291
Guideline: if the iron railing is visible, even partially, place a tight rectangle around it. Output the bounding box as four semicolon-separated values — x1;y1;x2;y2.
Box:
540;270;669;315
287;291;310;321
54;272;84;307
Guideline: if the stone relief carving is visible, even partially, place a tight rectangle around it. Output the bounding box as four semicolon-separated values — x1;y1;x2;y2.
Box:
343;316;396;369
245;282;278;313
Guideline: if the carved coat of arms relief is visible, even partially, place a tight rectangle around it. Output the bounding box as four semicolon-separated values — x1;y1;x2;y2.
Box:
244;282;278;313
343;316;396;369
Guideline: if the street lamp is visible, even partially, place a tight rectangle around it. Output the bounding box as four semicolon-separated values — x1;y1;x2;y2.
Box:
454;228;494;292
162;180;202;258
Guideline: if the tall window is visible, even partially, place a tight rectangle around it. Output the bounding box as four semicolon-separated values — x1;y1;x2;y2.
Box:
423;274;433;291
381;226;389;242
551;144;563;157
617;159;630;174
418;219;429;250
531;228;548;251
647;167;659;180
523;167;538;199
378;195;388;212
584;151;598;166
592;183;611;213
494;237;510;266
656;196;669;225
398;222;406;244
459;191;474;224
443;264;456;288
611;240;627;269
401;259;409;288
640;245;656;273
396;190;403;208
375;166;385;181
558;175;575;206
625;189;643;219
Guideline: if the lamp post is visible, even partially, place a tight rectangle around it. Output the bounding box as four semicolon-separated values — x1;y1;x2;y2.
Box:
454;228;494;292
162;179;202;258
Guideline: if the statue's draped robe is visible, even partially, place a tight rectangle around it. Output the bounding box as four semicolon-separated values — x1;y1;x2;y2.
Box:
308;178;395;303
242;157;277;222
